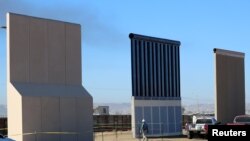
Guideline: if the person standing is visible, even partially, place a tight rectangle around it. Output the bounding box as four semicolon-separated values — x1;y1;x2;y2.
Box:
140;119;148;141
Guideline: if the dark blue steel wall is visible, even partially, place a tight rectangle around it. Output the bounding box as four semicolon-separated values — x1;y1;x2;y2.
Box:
130;33;181;99
134;106;182;136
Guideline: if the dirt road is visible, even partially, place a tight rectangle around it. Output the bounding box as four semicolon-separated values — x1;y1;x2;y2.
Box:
94;131;206;141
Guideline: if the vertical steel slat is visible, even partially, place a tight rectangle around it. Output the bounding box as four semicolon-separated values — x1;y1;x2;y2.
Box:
160;43;165;98
136;40;140;97
129;34;181;99
157;43;162;98
153;42;157;97
140;40;145;97
172;45;176;97
168;45;172;97
164;44;168;98
149;42;153;97
131;39;136;96
145;41;149;97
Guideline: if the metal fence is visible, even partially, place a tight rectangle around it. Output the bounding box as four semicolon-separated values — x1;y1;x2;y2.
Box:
93;115;131;132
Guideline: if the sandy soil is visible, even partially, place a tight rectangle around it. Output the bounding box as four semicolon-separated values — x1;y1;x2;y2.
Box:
94;131;206;141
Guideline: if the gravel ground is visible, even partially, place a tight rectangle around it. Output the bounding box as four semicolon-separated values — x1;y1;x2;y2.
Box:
94;131;206;141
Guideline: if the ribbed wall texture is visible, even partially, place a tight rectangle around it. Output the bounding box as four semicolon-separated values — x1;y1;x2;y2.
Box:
129;33;182;137
130;33;181;99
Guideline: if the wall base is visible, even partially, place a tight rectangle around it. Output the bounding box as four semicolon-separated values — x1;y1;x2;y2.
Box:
131;97;182;138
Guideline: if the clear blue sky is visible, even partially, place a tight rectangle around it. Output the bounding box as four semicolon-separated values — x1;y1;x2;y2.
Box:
0;0;250;105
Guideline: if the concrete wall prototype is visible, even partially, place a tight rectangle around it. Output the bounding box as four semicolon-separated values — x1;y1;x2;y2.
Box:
129;33;182;137
7;13;93;141
214;48;245;124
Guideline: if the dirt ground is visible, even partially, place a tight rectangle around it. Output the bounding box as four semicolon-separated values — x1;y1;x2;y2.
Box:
94;131;206;141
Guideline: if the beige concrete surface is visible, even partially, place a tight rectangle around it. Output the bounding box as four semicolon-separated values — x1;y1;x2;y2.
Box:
7;13;93;141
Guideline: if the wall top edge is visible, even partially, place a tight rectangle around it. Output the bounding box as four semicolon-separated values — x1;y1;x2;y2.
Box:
214;48;245;58
7;12;81;27
129;33;181;46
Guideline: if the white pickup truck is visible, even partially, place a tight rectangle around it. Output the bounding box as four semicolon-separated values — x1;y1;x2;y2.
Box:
185;117;218;139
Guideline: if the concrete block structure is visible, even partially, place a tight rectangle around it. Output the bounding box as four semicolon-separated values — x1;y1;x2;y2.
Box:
129;33;182;137
7;13;93;141
214;48;245;124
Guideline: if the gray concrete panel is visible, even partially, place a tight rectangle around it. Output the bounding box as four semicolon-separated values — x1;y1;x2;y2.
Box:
60;97;77;141
7;13;93;141
76;96;93;141
60;97;76;131
41;97;60;141
22;97;42;131
66;24;81;85
22;97;42;141
9;14;29;82
29;18;48;83
48;21;66;84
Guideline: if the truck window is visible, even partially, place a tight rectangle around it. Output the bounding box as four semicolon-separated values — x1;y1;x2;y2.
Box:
196;119;212;124
235;117;250;123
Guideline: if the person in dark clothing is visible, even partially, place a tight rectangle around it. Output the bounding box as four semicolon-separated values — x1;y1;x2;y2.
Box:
140;119;148;141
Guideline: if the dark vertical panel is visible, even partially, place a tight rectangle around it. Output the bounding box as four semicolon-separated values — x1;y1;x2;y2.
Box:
160;107;167;133
145;41;149;97
164;44;168;97
168;106;175;133
215;52;245;123
152;107;160;134
153;42;157;97
168;45;172;97
176;47;180;97
136;40;140;97
140;40;145;97
130;35;181;99
138;40;142;97
160;44;165;98
135;39;138;97
171;46;175;97
154;42;159;97
131;39;136;96
178;47;181;97
135;107;143;135
149;42;153;97
175;106;182;132
176;46;178;97
157;43;162;97
172;46;176;97
151;42;155;97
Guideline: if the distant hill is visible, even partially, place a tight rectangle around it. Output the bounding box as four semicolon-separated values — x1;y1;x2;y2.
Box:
183;103;214;114
94;103;131;115
183;103;250;115
1;102;249;116
94;102;250;115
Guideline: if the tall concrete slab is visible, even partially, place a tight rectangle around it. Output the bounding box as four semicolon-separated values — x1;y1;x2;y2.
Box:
29;18;48;83
48;21;66;84
65;24;82;85
7;13;93;141
214;48;245;124
8;14;29;82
